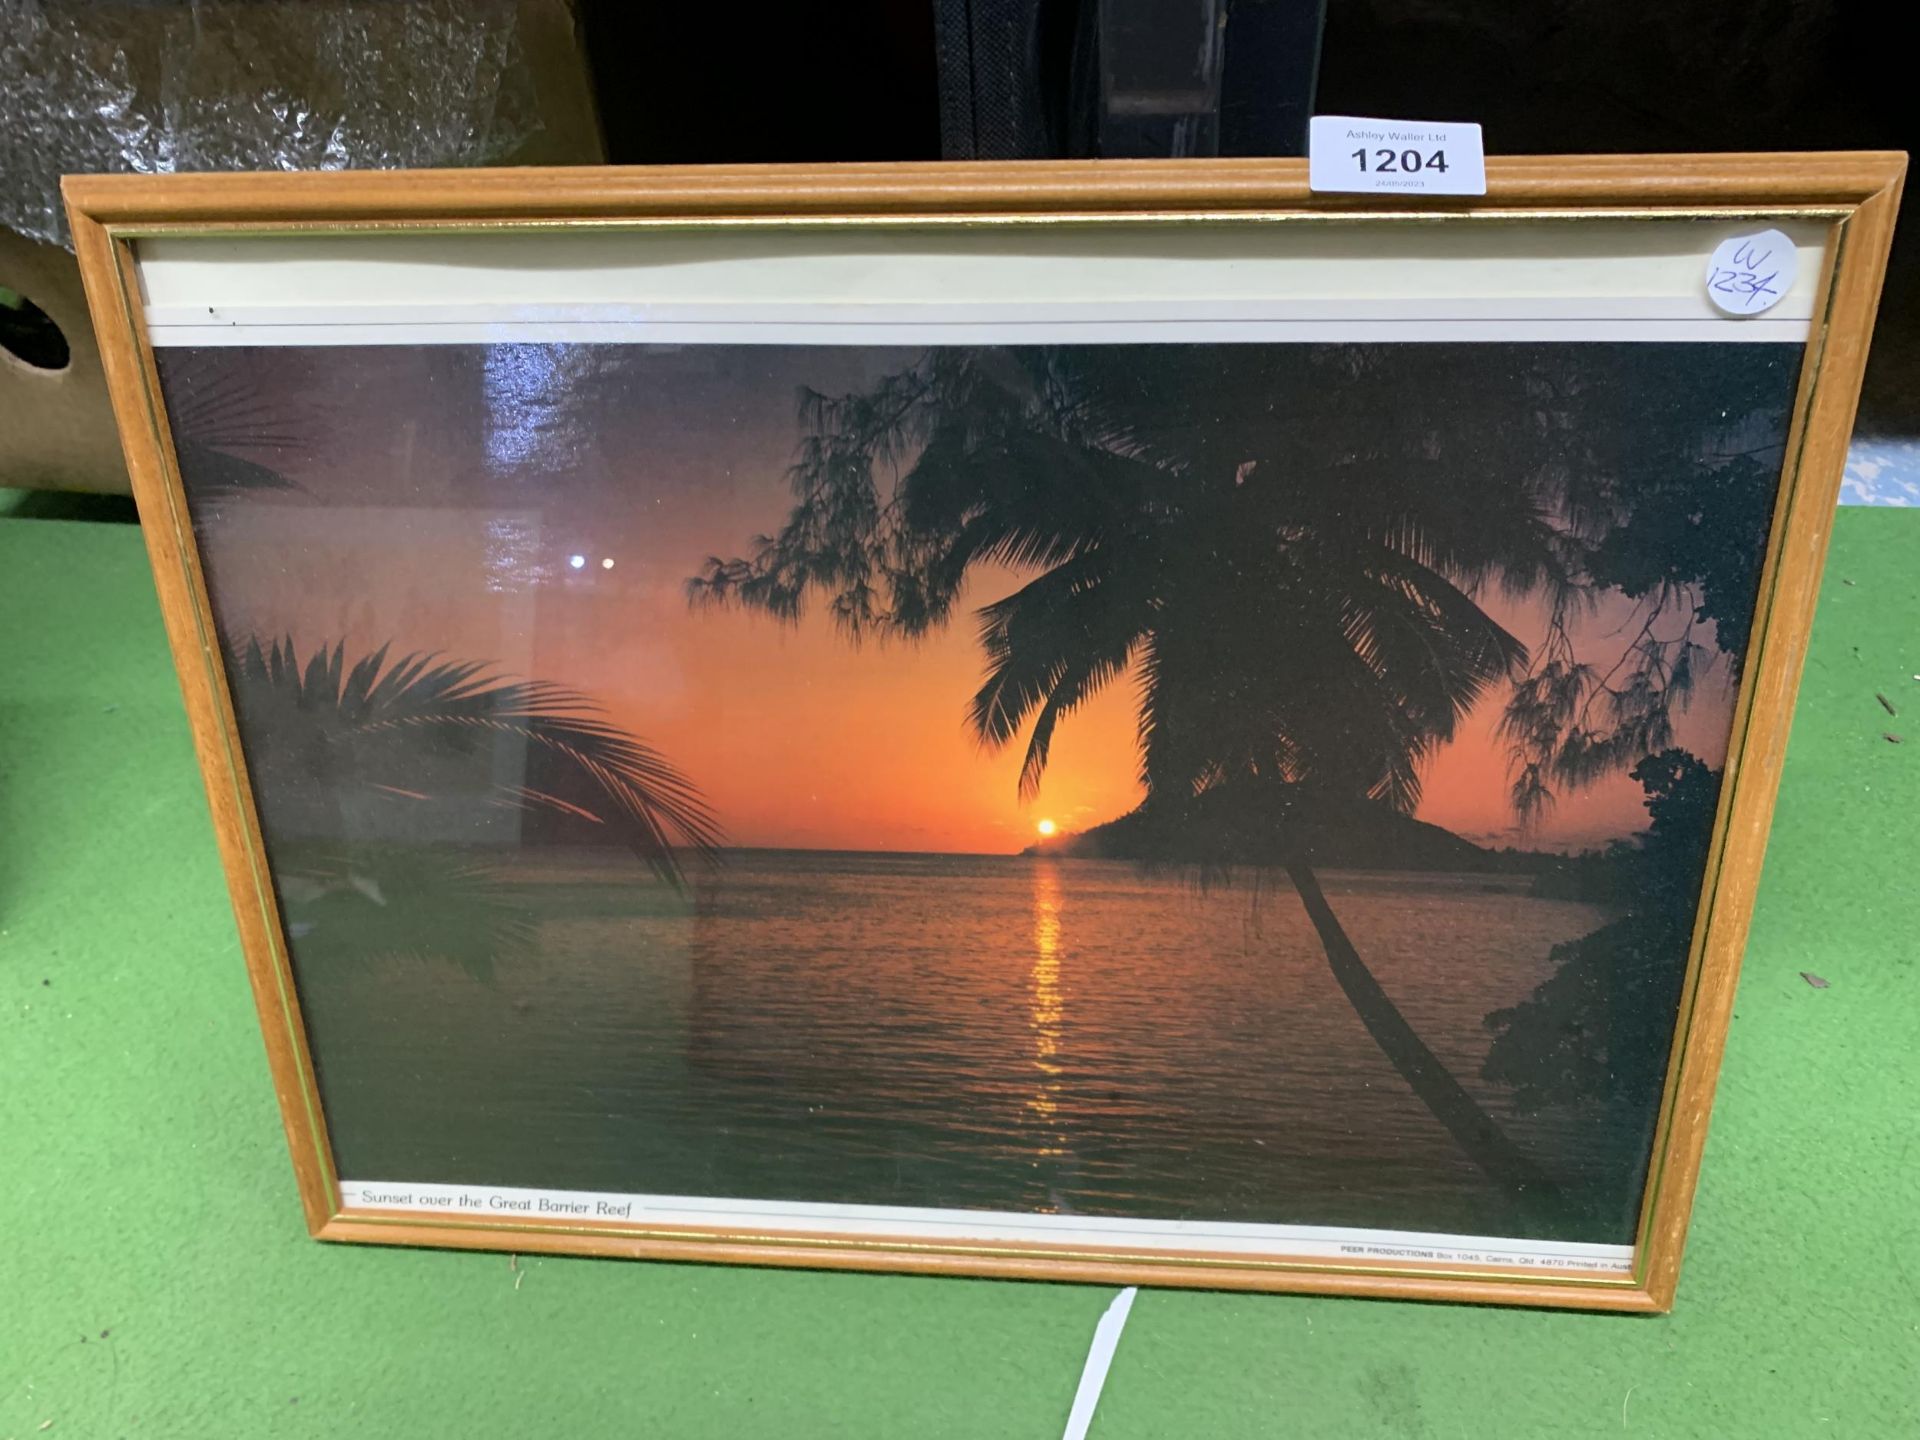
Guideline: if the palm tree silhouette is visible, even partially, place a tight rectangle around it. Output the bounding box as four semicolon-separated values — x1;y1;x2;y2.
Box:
159;349;313;495
230;636;722;974
691;345;1587;1203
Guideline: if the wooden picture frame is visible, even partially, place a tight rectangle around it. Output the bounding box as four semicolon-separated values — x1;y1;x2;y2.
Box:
64;154;1903;1311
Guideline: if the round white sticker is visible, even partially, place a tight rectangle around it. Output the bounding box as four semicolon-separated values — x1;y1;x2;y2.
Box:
1705;230;1797;317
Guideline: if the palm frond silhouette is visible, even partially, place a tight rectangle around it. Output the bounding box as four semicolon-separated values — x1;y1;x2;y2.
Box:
233;636;722;889
161;351;314;495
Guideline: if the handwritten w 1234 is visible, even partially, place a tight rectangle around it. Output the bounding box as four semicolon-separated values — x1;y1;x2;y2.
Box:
1705;229;1798;317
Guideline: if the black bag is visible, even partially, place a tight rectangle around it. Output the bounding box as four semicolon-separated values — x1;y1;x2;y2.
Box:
932;0;1324;159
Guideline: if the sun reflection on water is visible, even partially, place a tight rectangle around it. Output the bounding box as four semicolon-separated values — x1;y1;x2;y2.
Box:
1027;863;1067;1163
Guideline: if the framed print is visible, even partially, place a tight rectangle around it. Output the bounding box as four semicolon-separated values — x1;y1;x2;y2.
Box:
65;154;1902;1311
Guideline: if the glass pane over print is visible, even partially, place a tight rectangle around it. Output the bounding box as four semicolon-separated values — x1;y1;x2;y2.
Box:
155;339;1802;1247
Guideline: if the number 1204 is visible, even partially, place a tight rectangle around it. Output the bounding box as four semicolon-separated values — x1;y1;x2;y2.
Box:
1351;148;1449;174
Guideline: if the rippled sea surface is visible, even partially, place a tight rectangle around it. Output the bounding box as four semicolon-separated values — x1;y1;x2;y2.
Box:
302;850;1634;1239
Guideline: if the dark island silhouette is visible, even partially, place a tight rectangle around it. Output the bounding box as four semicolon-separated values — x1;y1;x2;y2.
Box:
1022;777;1576;878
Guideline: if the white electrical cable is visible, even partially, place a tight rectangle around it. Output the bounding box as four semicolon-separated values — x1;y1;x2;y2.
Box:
1062;1287;1138;1440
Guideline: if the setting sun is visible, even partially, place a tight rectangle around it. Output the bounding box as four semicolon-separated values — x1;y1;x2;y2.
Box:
1036;818;1057;837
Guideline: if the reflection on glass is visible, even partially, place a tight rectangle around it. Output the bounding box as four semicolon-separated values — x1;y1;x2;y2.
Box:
483;343;590;475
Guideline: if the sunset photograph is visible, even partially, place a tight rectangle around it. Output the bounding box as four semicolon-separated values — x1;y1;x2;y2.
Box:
156;335;1803;1247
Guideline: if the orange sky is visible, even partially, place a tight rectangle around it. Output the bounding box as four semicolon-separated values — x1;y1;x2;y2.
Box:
516;551;1735;855
182;342;1745;857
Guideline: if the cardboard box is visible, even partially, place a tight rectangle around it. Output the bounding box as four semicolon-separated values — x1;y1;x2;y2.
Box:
1;226;128;494
1;0;602;495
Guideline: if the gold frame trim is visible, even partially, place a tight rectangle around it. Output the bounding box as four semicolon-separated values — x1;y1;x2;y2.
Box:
87;203;1859;239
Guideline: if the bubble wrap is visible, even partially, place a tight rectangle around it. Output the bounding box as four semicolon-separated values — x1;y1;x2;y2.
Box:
1;0;544;248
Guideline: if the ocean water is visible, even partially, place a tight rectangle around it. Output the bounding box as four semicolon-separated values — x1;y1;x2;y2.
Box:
298;850;1637;1240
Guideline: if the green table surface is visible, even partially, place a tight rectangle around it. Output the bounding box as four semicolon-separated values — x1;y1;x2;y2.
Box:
3;506;1916;1439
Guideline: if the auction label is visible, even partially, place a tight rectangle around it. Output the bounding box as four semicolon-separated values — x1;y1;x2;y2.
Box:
1309;116;1487;196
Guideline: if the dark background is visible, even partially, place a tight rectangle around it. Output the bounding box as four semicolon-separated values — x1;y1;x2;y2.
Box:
580;1;1916;429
